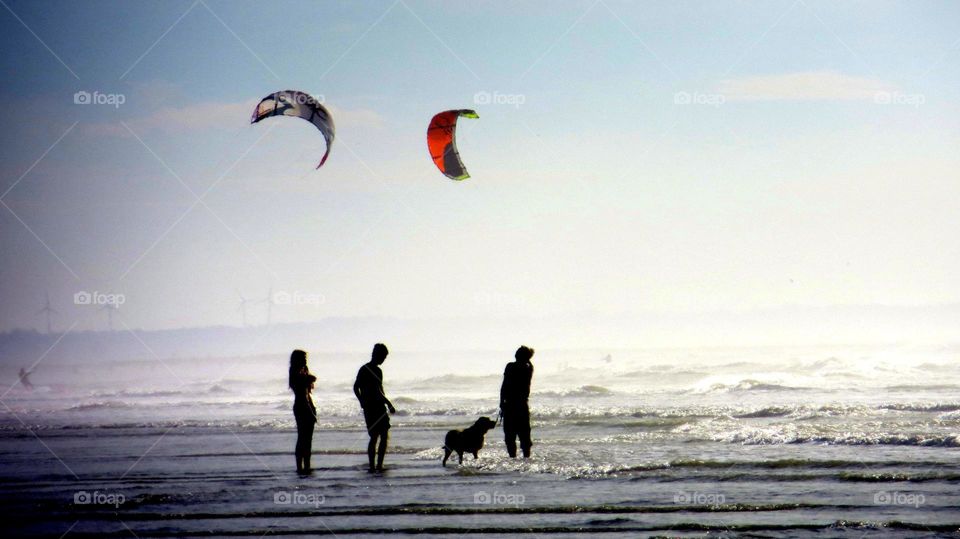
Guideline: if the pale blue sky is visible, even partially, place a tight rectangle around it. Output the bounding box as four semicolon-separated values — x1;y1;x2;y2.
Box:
0;0;958;334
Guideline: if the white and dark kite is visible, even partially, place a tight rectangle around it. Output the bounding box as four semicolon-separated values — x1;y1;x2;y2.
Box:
251;90;335;169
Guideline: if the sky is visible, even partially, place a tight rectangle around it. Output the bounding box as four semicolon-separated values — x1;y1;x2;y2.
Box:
0;0;958;336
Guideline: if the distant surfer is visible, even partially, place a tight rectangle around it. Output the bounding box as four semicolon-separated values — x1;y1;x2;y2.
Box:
354;343;396;473
500;346;535;458
18;368;34;391
288;350;317;474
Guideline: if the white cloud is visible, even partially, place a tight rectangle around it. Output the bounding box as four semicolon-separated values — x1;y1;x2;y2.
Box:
85;100;384;137
717;70;896;101
326;104;385;130
83;100;252;137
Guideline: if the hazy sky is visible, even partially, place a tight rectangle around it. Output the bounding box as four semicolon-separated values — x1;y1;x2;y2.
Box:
0;0;958;333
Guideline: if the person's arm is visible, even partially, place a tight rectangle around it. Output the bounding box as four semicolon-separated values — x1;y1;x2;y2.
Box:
379;380;395;413
353;374;362;403
500;366;510;408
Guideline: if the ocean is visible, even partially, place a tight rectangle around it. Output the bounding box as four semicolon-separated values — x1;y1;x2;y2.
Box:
1;344;958;537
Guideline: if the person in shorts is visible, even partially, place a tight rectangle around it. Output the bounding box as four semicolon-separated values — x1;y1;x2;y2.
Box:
353;343;396;472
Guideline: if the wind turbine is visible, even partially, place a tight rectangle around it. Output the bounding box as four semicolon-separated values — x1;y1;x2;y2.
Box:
36;291;57;334
261;286;275;326
100;302;118;331
237;290;251;326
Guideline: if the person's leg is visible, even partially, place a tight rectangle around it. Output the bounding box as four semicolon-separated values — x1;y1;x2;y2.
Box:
363;408;378;471
295;443;303;472
376;429;388;470
367;433;377;471
295;417;306;472
503;414;518;458
519;413;532;458
303;421;314;471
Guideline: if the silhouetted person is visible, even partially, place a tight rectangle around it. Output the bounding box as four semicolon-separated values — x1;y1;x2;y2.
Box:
354;343;396;472
18;368;33;391
289;350;317;474
500;345;534;458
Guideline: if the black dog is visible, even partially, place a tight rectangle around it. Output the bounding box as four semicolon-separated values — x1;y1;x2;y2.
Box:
442;416;497;466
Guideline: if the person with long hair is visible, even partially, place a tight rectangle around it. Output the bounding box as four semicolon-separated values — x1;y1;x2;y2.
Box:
289;349;317;474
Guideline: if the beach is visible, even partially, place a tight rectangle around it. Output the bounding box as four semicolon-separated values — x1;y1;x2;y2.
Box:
1;345;958;537
1;0;958;536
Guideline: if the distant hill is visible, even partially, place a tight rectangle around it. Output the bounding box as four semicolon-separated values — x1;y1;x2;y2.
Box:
0;317;399;366
1;304;958;366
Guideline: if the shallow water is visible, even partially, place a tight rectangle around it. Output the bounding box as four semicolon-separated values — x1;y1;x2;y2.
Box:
1;344;959;536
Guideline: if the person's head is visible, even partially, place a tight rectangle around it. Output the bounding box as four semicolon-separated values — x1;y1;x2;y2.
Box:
371;343;389;364
289;349;308;389
515;345;534;363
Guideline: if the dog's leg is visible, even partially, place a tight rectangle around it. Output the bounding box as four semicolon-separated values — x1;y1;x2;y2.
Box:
457;451;463;464
473;451;479;460
442;447;451;467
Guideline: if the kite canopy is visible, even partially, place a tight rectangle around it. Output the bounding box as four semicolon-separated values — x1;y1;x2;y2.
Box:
251;90;335;169
427;109;478;181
